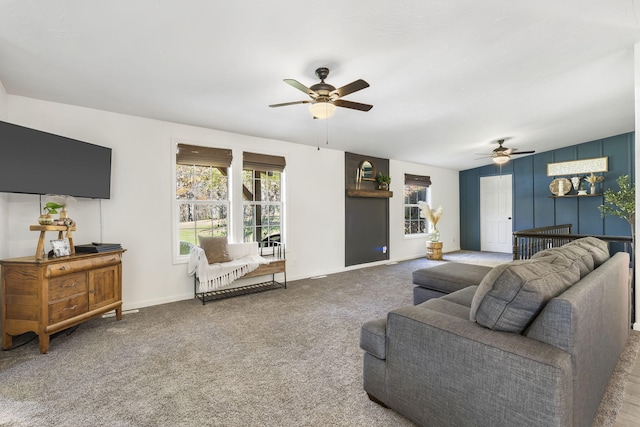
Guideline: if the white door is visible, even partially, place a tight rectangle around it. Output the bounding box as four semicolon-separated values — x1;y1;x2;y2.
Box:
480;175;513;253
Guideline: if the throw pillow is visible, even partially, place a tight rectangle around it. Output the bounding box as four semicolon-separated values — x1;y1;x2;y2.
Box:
531;245;594;278
470;259;580;333
566;237;610;267
198;236;232;264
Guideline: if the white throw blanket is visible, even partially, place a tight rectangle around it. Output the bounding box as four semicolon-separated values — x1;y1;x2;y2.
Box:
188;245;269;292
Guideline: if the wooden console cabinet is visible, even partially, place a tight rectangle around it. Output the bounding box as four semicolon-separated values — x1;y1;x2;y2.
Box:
1;250;125;353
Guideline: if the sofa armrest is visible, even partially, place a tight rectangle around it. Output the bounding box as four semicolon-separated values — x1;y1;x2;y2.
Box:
382;305;573;427
360;318;387;359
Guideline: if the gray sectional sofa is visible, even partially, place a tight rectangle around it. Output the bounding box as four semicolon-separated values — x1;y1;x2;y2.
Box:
360;237;631;427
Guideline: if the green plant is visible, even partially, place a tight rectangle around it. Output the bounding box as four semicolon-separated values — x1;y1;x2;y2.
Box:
598;174;635;250
375;172;391;185
42;202;64;215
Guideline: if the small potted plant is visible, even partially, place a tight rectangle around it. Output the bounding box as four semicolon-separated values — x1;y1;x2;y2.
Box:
376;172;391;190
38;202;64;225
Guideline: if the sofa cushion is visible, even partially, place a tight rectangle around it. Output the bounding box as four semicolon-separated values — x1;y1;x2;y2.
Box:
531;245;594;278
470;258;580;333
566;237;610;267
198;236;232;264
412;263;492;293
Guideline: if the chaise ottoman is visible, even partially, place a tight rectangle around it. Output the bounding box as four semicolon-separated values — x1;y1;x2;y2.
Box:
412;262;493;304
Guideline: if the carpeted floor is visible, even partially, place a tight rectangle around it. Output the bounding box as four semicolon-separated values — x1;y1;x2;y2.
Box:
0;251;637;426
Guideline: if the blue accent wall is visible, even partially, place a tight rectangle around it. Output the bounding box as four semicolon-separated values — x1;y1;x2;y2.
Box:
459;132;635;250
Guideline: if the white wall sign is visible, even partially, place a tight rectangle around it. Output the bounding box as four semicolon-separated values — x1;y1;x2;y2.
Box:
547;157;608;176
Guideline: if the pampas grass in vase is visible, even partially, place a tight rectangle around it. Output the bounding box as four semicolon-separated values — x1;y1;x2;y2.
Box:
419;202;443;242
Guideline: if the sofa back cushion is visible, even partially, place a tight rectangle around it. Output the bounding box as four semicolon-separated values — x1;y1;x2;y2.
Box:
531;244;594;278
198;236;232;264
565;237;610;267
470;257;580;333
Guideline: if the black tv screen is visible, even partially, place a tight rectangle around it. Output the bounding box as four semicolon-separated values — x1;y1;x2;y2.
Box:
0;121;112;199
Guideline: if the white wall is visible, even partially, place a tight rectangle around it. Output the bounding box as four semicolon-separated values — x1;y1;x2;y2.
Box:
389;159;460;261
5;95;460;310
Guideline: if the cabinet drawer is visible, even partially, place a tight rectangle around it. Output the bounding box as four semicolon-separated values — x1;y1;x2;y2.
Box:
49;293;88;324
49;273;88;300
45;254;122;278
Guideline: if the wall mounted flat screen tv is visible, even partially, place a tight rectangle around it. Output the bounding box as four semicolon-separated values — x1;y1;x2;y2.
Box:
0;121;112;199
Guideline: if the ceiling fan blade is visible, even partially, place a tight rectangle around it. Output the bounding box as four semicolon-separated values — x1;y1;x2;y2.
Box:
511;150;536;155
269;100;311;108
333;99;373;111
331;79;369;98
283;79;317;97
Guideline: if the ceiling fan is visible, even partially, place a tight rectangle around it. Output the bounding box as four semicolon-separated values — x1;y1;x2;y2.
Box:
478;139;535;165
269;67;373;119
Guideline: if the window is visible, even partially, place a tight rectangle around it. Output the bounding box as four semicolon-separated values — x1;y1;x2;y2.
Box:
242;152;285;245
176;144;232;255
404;173;431;235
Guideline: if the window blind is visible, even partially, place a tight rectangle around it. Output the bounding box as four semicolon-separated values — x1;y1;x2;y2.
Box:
405;173;431;187
243;152;286;172
176;144;232;168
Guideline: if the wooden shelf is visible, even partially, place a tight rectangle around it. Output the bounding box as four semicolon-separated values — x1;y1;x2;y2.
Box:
30;224;77;261
29;225;77;232
549;194;602;198
346;189;393;198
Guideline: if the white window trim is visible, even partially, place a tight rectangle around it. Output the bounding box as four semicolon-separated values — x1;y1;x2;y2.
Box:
403;184;432;237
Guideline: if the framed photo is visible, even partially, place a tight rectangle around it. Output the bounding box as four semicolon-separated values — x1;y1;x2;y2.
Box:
50;239;71;257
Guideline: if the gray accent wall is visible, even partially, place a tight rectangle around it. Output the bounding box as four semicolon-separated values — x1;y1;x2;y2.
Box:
460;132;635;251
345;152;390;266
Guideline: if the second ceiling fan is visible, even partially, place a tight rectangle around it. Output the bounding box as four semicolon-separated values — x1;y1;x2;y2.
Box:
269;67;373;119
480;139;535;165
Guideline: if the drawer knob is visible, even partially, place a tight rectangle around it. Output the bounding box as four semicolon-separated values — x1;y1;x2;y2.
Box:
63;305;77;311
59;266;66;271
64;281;76;288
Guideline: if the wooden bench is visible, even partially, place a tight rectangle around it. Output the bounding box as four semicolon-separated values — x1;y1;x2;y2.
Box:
190;241;286;304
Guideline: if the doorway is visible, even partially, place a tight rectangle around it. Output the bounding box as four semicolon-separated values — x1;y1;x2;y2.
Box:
480;174;513;253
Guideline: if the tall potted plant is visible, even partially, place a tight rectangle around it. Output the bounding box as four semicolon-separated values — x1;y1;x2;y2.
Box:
598;174;635;255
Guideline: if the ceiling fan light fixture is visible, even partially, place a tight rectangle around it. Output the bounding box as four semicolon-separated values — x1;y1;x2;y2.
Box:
309;101;336;119
492;154;510;165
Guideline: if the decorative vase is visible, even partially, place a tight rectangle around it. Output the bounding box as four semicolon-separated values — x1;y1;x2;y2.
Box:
590;184;596;195
571;176;581;191
378;182;388;190
557;180;566;197
430;227;440;242
38;214;53;225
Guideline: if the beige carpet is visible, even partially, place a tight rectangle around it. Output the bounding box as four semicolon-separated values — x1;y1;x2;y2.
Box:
0;251;636;426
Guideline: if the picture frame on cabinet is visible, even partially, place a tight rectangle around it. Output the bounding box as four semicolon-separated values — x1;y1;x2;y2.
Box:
50;239;71;257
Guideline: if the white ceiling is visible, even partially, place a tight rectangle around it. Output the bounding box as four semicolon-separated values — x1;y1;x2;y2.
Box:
0;0;639;170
